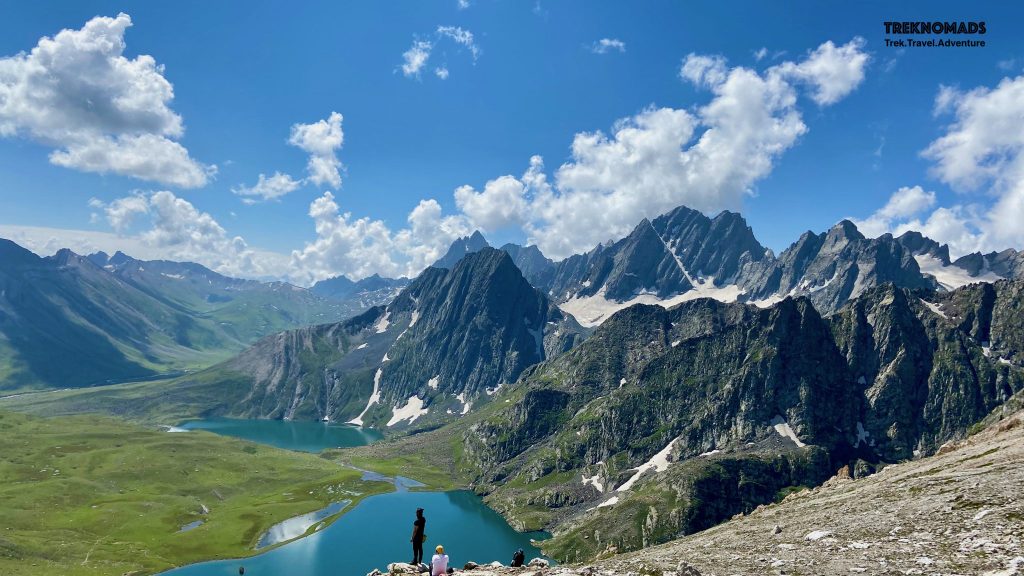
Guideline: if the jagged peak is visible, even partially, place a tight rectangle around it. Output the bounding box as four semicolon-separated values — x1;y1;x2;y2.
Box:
827;219;865;242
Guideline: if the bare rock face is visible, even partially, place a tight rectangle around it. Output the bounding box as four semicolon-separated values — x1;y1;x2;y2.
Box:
457;279;1024;561
599;408;1024;576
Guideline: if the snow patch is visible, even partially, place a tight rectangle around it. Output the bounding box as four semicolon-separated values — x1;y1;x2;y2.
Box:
409;309;420;327
455;392;472;415
920;298;948;319
382;352;390;362
348;368;383;426
373;312;391;333
356;343;368;350
999;357;1012;366
771;415;807;448
596;496;619;508
386;395;428;427
915;254;1003;291
617;438;677;492
560;283;742;328
427;376;439;390
581;473;604;493
160;273;185;280
749;294;784;308
699;449;721;457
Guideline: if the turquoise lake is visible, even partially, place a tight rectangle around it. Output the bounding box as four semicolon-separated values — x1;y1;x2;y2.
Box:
161;419;549;576
175;417;384;452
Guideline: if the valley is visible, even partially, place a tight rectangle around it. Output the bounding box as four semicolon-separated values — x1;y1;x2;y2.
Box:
2;203;1023;575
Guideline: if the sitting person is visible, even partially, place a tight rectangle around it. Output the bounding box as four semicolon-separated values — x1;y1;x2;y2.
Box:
511;548;525;567
431;544;449;576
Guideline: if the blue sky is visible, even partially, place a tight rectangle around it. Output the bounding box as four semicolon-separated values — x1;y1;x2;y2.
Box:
1;1;1022;283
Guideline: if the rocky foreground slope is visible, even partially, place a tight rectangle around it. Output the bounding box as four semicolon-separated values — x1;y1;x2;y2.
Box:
380;403;1024;576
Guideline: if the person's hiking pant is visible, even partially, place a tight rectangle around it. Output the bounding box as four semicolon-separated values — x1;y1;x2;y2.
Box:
412;541;423;564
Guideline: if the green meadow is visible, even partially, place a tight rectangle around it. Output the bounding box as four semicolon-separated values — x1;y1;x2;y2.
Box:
0;410;394;576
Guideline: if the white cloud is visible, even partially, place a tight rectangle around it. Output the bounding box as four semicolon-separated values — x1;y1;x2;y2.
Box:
401;39;433;78
774;37;869;105
232;172;303;204
592;38;626;54
288;111;344;189
91;193;151;233
77;191;287;278
436;26;480;60
457;0;471;9
288;192;402;283
679;54;728;87
850;185;936;237
0;13;213;187
431;38;868;259
753;47;768;62
288;192;474;283
400;26;480;80
857;76;1024;257
454;175;530;232
394;199;473;274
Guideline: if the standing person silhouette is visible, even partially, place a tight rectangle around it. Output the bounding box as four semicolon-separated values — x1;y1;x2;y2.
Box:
410;507;426;565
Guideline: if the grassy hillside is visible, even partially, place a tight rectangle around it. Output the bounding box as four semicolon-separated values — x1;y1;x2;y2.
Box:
0;410;394;576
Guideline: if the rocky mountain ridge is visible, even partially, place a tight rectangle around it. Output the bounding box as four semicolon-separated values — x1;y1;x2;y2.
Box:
158;248;587;427
449;278;1023;560
435;205;1022;325
373;403;1024;575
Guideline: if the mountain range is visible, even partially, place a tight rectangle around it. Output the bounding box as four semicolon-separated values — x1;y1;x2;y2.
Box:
2;202;1023;564
437;206;1023;326
0;243;351;390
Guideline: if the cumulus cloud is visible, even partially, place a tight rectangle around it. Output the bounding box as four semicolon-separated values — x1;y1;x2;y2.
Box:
591;38;626;54
229;112;343;207
394;199;473;274
288;192;474;283
454;175;530;232
850;185;936;237
679;54;728;87
90;193;150;233
0;13;213;187
288;111;344;189
774;37;869;105
84;191;287;278
411;38;868;259
502;40;867;258
232;172;303;204
857;76;1024;257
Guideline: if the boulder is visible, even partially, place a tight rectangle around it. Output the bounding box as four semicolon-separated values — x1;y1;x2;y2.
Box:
527;558;549;568
387;562;420;574
463;562;479;570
